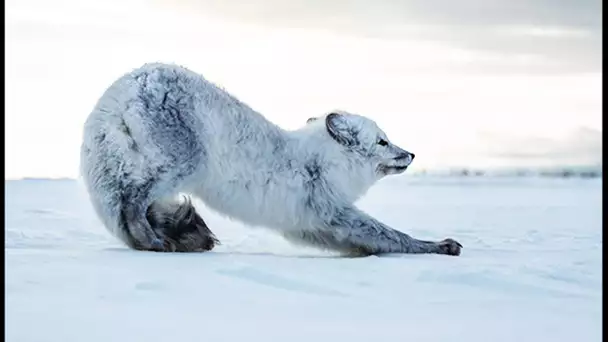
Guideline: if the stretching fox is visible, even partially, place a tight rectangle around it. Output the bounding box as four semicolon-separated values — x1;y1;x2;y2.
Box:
80;63;462;256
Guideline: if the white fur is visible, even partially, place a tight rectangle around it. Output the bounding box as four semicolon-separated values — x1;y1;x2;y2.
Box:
80;63;462;256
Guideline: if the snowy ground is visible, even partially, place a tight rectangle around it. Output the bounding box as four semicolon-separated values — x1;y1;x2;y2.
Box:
5;177;602;342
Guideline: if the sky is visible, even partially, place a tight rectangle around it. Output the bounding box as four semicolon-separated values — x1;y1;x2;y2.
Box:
5;0;603;179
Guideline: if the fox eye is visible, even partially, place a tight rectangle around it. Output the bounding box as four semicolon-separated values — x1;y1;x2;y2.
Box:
378;139;388;147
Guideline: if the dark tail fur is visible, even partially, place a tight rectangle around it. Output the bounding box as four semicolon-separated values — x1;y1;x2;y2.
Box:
146;197;220;252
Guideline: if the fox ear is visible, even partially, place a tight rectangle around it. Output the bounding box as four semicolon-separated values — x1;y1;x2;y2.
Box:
325;113;355;147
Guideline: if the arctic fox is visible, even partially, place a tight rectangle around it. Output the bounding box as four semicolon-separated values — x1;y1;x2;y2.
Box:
80;63;462;256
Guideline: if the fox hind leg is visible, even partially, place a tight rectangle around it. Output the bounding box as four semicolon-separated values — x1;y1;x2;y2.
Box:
147;196;219;252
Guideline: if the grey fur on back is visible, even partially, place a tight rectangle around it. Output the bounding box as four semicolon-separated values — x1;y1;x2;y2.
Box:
80;62;462;256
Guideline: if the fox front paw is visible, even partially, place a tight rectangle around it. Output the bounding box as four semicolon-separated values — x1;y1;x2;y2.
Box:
437;238;463;256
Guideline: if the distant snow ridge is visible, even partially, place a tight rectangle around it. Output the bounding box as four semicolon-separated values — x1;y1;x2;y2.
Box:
412;165;602;179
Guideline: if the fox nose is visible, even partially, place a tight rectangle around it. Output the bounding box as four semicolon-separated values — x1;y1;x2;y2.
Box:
396;152;415;162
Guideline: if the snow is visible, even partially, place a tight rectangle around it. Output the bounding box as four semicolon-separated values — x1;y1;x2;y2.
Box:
5;177;602;342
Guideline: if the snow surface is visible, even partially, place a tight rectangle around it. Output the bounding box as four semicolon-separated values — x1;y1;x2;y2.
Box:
5;177;602;342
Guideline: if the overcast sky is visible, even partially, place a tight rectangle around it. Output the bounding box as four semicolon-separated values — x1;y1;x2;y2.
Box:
163;0;602;73
5;0;602;178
